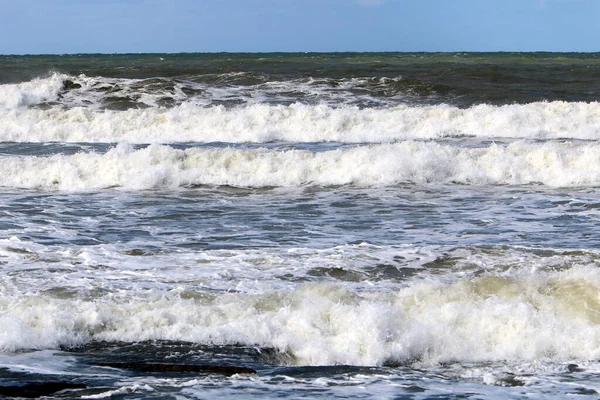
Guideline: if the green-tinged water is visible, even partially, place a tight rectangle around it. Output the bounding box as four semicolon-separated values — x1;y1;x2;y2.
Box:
2;52;600;106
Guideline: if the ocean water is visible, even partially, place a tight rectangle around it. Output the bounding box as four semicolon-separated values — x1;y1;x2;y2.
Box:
1;52;600;398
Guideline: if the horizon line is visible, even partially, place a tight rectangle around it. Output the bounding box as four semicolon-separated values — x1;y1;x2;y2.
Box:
1;50;599;57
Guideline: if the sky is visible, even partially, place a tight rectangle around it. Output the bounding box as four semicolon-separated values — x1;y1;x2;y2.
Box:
0;0;599;54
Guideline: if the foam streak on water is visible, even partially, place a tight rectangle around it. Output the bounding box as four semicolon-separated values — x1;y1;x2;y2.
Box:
1;53;600;398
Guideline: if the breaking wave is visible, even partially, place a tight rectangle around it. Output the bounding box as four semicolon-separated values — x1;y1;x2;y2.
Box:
2;264;600;366
0;141;599;190
1;75;600;143
1;101;600;143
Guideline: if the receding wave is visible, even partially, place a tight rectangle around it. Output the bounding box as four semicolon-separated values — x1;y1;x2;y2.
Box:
1;141;598;190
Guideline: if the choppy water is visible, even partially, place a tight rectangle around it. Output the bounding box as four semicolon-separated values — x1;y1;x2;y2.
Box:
1;52;600;399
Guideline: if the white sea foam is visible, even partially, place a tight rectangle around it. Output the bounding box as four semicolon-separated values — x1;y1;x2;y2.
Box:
1;100;600;143
2;265;600;366
0;141;599;190
2;74;600;143
0;73;66;109
0;74;410;111
2;236;600;368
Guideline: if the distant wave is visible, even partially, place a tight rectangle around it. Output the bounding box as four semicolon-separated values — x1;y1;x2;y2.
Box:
0;141;598;190
0;73;427;110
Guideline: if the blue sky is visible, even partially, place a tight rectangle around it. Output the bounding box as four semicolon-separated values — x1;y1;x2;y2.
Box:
1;0;598;54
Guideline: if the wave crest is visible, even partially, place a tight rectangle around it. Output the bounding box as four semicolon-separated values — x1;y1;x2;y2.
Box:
2;265;600;366
0;73;66;109
0;141;598;190
2;101;600;143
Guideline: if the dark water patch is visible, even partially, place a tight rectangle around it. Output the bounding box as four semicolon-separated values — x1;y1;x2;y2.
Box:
269;365;381;379
493;373;528;387
4;53;600;107
97;362;255;376
363;264;421;281
0;382;86;398
3;246;36;255
61;79;81;90
422;254;462;270
307;267;366;282
102;95;149;110
63;341;280;370
123;248;151;256
567;387;599;395
567;363;584;373
40;287;80;299
404;384;427;393
0;142;110;157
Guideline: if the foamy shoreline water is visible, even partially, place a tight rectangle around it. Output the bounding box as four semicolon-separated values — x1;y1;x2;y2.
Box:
1;53;600;399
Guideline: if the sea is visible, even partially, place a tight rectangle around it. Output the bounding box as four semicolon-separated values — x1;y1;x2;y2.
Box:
0;52;600;399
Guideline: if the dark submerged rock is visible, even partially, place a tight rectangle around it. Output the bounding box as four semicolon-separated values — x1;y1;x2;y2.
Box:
567;363;584;373
124;248;146;256
498;373;526;387
62;79;82;90
568;387;598;395
98;362;256;376
0;382;86;398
